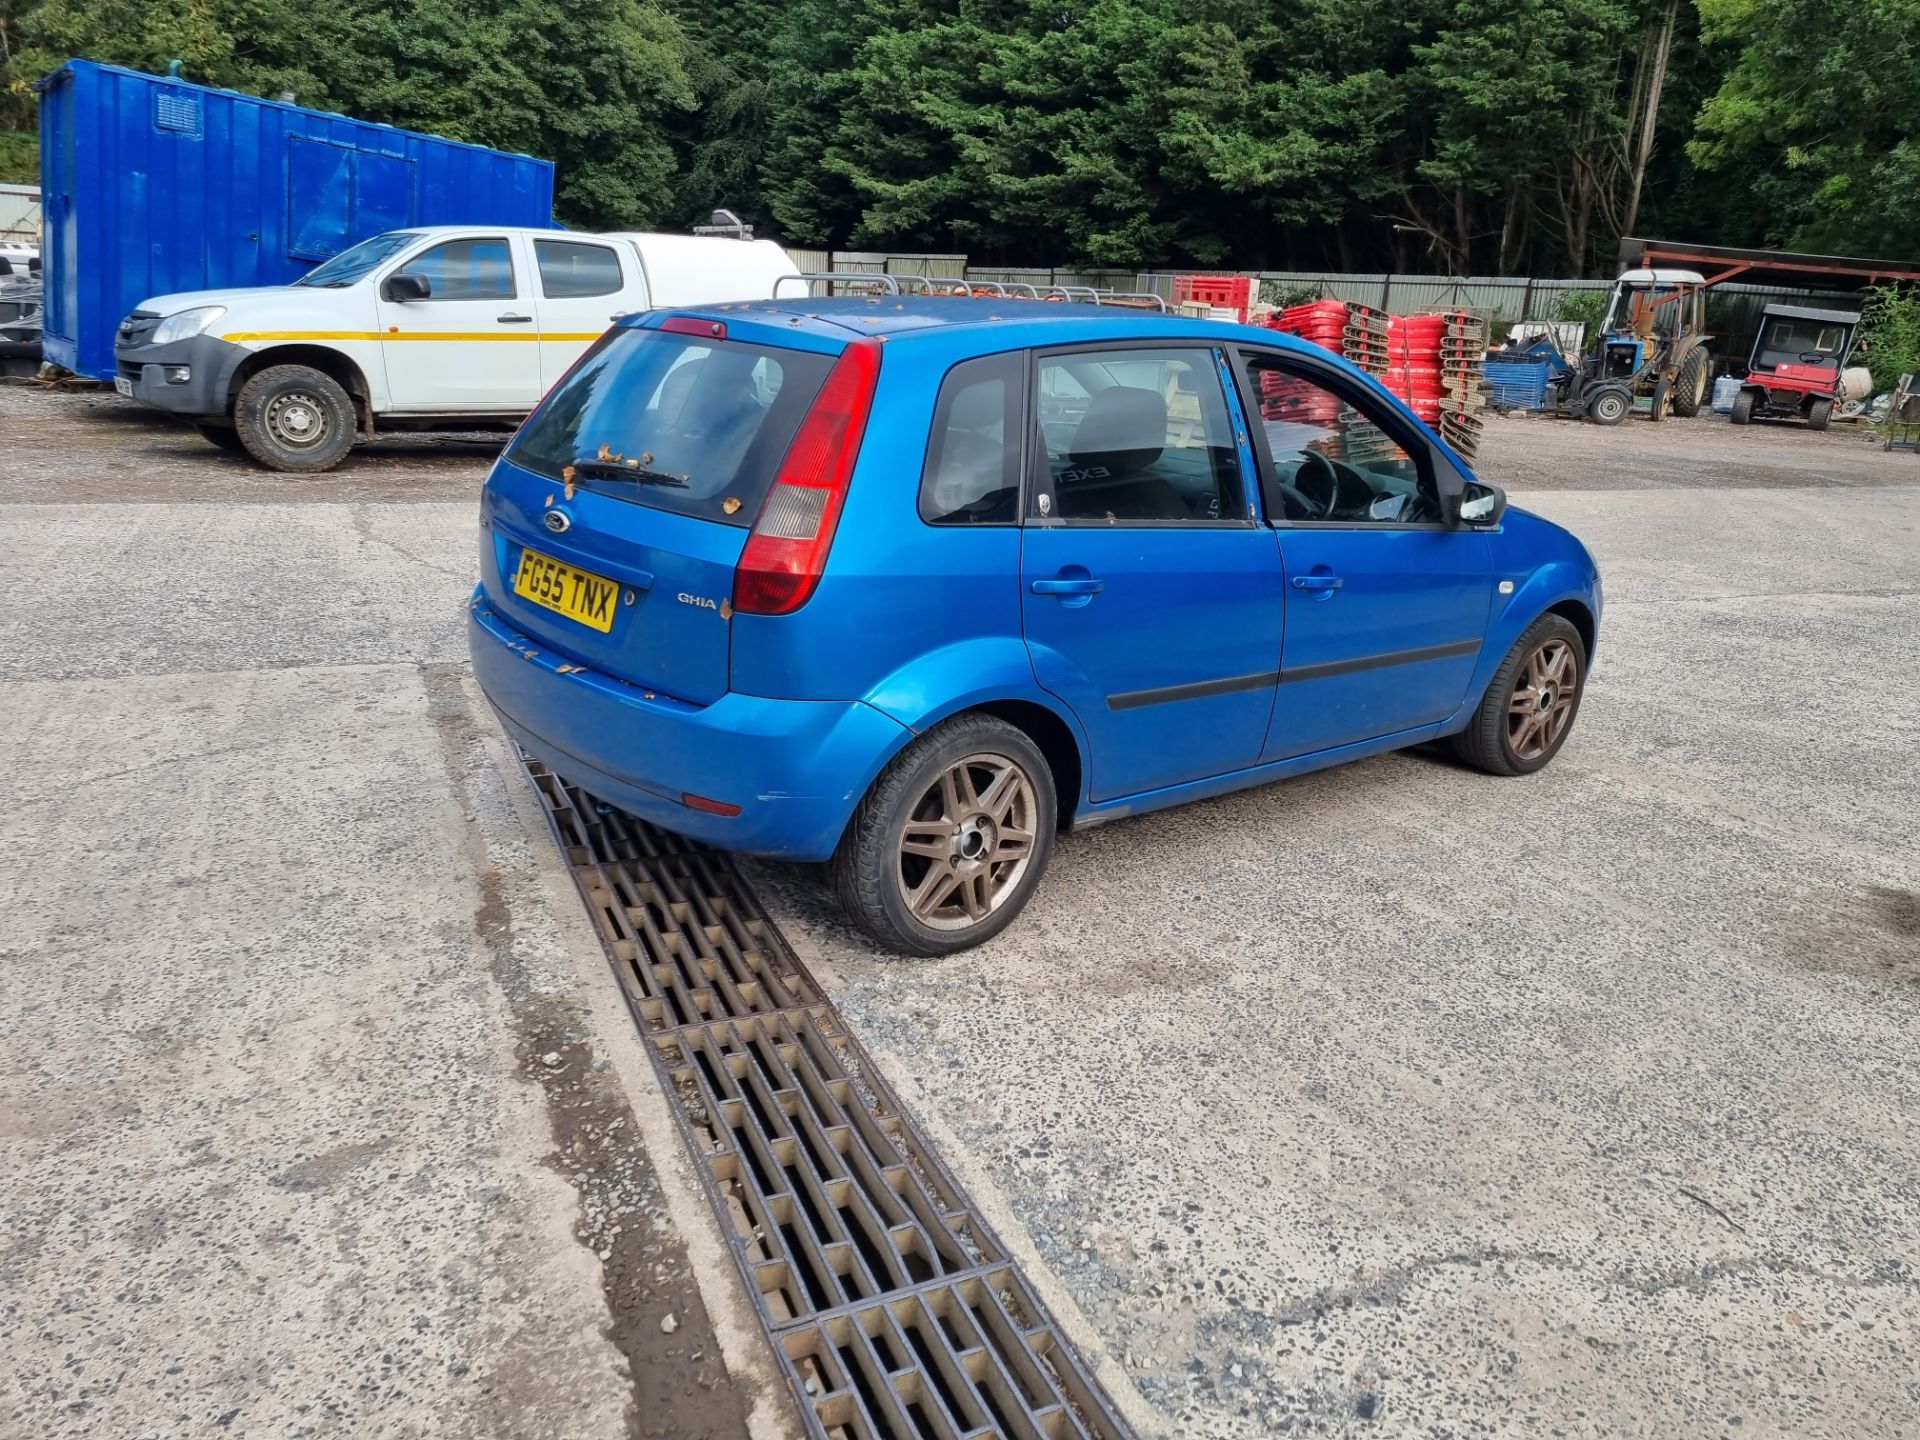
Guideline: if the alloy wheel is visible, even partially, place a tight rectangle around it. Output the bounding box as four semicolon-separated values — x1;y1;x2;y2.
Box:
1507;638;1580;762
894;752;1037;932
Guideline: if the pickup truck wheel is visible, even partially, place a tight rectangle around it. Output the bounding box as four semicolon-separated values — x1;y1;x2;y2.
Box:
832;714;1056;956
1452;613;1586;777
233;365;355;472
193;422;246;454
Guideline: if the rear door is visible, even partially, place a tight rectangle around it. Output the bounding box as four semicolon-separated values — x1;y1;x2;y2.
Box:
374;233;541;409
1233;347;1493;759
1020;345;1284;802
482;321;837;705
531;237;633;389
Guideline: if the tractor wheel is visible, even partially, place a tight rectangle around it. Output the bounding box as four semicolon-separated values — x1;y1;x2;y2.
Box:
1649;378;1672;422
1588;387;1631;426
1672;349;1711;417
1807;397;1833;431
1730;389;1756;426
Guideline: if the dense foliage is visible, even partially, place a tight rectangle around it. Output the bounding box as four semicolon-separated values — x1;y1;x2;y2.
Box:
3;0;1918;273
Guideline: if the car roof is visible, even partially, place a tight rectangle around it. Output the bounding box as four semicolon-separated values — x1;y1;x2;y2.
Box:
653;294;1322;355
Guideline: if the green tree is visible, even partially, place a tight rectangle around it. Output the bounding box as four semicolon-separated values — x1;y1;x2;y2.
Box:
1691;0;1920;258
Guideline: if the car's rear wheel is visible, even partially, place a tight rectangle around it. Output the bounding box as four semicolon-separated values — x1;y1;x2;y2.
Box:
233;364;356;472
832;714;1057;955
1452;614;1587;776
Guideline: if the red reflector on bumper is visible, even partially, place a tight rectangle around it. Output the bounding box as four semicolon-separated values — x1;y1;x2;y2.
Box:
681;791;742;817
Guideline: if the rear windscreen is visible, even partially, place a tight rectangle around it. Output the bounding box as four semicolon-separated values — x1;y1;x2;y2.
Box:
508;328;834;526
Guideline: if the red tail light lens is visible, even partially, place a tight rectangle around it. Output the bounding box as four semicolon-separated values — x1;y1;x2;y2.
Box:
733;337;882;616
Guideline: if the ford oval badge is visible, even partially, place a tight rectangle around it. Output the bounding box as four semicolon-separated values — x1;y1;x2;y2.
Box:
543;509;570;534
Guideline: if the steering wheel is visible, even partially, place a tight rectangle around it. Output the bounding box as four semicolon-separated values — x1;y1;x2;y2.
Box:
1798;352;1829;365
1295;449;1369;521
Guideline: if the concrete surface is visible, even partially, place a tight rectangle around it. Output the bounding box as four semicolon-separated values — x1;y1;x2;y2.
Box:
0;390;786;1440
761;414;1920;1438
4;386;1918;1440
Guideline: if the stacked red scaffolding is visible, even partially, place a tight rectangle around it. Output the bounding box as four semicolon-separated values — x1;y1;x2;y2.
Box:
1434;311;1488;460
1384;313;1445;425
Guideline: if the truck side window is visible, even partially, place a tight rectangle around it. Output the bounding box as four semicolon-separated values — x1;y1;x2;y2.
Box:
394;238;516;300
919;352;1022;525
535;240;623;299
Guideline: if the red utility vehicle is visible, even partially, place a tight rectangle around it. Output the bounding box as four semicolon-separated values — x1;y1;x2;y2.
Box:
1730;304;1861;430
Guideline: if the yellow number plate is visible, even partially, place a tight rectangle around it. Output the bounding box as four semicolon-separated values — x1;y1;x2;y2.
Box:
514;547;619;633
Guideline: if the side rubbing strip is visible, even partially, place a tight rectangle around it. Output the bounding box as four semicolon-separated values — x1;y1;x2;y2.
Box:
1107;670;1279;711
1280;638;1481;685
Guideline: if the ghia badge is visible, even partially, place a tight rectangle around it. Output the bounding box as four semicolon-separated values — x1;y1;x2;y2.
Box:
677;592;719;611
543;509;571;534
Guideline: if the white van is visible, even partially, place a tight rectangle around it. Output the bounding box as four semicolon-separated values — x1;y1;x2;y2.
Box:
112;226;800;470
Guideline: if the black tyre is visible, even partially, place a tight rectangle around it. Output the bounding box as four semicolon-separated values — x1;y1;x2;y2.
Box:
1672;349;1711;416
1807;397;1833;431
233;364;356;472
1649;378;1672;422
1587;387;1630;426
1451;613;1587;777
831;713;1057;955
194;422;246;453
1730;388;1756;425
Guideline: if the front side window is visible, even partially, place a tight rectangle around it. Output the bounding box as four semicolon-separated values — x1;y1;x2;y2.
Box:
536;240;623;299
920;353;1022;524
1240;354;1439;525
394;238;516;300
1032;348;1241;523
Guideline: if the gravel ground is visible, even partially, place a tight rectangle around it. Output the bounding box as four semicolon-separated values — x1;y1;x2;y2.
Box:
758;405;1920;1440
0;387;788;1440
3;385;1916;1440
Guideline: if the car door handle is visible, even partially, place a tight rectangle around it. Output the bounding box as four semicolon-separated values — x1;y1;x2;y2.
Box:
1031;577;1104;597
497;313;534;324
1291;574;1343;592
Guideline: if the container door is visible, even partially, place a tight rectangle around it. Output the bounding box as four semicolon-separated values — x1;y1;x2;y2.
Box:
375;233;541;410
529;236;630;389
1020;346;1283;802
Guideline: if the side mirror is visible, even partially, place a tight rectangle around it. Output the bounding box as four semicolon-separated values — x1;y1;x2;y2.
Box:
1454;480;1506;527
382;272;431;303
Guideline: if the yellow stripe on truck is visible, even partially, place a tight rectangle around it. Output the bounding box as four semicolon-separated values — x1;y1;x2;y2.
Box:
220;330;609;343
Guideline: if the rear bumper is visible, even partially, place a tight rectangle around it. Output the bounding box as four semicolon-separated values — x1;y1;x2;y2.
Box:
468;591;907;860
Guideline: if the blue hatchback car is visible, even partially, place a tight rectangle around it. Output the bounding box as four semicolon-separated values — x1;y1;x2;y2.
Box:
470;297;1601;953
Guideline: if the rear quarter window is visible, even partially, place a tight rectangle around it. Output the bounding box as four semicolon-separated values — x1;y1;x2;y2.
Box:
919;352;1023;525
508;328;833;527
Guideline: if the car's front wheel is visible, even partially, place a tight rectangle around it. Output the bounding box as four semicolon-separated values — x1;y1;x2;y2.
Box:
832;714;1057;955
1452;614;1587;776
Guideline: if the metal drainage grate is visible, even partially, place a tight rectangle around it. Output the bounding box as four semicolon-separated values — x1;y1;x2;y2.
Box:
525;760;1132;1440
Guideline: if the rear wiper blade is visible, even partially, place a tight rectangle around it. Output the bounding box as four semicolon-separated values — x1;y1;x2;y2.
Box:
565;457;689;488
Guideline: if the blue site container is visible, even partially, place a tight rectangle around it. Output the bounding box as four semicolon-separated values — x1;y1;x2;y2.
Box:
36;59;556;378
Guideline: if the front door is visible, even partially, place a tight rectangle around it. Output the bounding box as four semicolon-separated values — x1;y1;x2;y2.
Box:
1020;345;1284;802
374;233;541;410
1234;348;1494;759
530;236;632;389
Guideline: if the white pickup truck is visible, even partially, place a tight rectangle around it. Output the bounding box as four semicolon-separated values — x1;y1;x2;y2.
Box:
113;226;800;471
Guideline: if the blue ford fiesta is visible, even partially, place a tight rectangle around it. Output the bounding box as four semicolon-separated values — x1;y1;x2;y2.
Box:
470;297;1601;954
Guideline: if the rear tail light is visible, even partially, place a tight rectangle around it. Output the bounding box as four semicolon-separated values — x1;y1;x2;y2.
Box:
733;337;882;616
